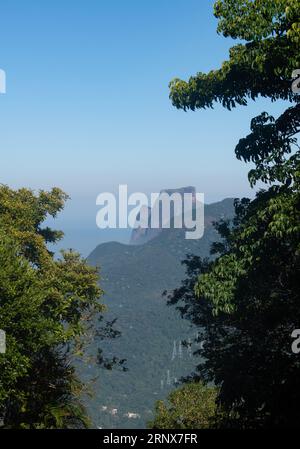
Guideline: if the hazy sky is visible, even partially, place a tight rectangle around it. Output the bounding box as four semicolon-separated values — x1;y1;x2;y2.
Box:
0;0;287;254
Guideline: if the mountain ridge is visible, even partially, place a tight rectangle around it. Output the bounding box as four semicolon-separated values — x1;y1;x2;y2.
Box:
83;197;235;428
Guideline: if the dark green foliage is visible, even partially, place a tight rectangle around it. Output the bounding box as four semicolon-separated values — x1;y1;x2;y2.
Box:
0;186;104;428
166;196;300;427
164;0;300;429
149;382;220;429
170;0;300;111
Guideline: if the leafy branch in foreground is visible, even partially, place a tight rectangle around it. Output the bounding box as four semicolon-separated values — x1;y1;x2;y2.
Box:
149;382;220;429
156;0;300;429
0;185;108;428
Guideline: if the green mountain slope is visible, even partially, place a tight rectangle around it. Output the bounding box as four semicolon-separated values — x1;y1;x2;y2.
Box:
83;198;234;429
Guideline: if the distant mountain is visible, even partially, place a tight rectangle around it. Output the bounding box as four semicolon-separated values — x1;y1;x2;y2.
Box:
130;186;197;245
83;197;235;429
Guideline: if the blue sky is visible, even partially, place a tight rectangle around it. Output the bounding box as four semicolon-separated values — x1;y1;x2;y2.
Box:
0;0;288;254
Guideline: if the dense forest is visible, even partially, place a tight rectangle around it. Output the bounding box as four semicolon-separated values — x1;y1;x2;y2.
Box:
83;199;234;428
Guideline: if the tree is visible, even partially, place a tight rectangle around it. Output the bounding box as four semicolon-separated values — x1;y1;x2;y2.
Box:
166;0;300;428
149;382;220;429
170;0;300;111
0;185;104;428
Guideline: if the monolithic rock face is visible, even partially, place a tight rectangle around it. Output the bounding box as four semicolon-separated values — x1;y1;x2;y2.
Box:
161;186;196;202
129;205;158;245
129;187;196;246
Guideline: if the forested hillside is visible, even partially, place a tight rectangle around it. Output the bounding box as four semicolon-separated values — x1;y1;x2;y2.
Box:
82;198;234;428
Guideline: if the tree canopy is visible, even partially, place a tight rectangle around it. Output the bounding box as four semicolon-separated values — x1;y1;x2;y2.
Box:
164;0;300;428
149;382;220;429
170;0;300;111
0;186;104;428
